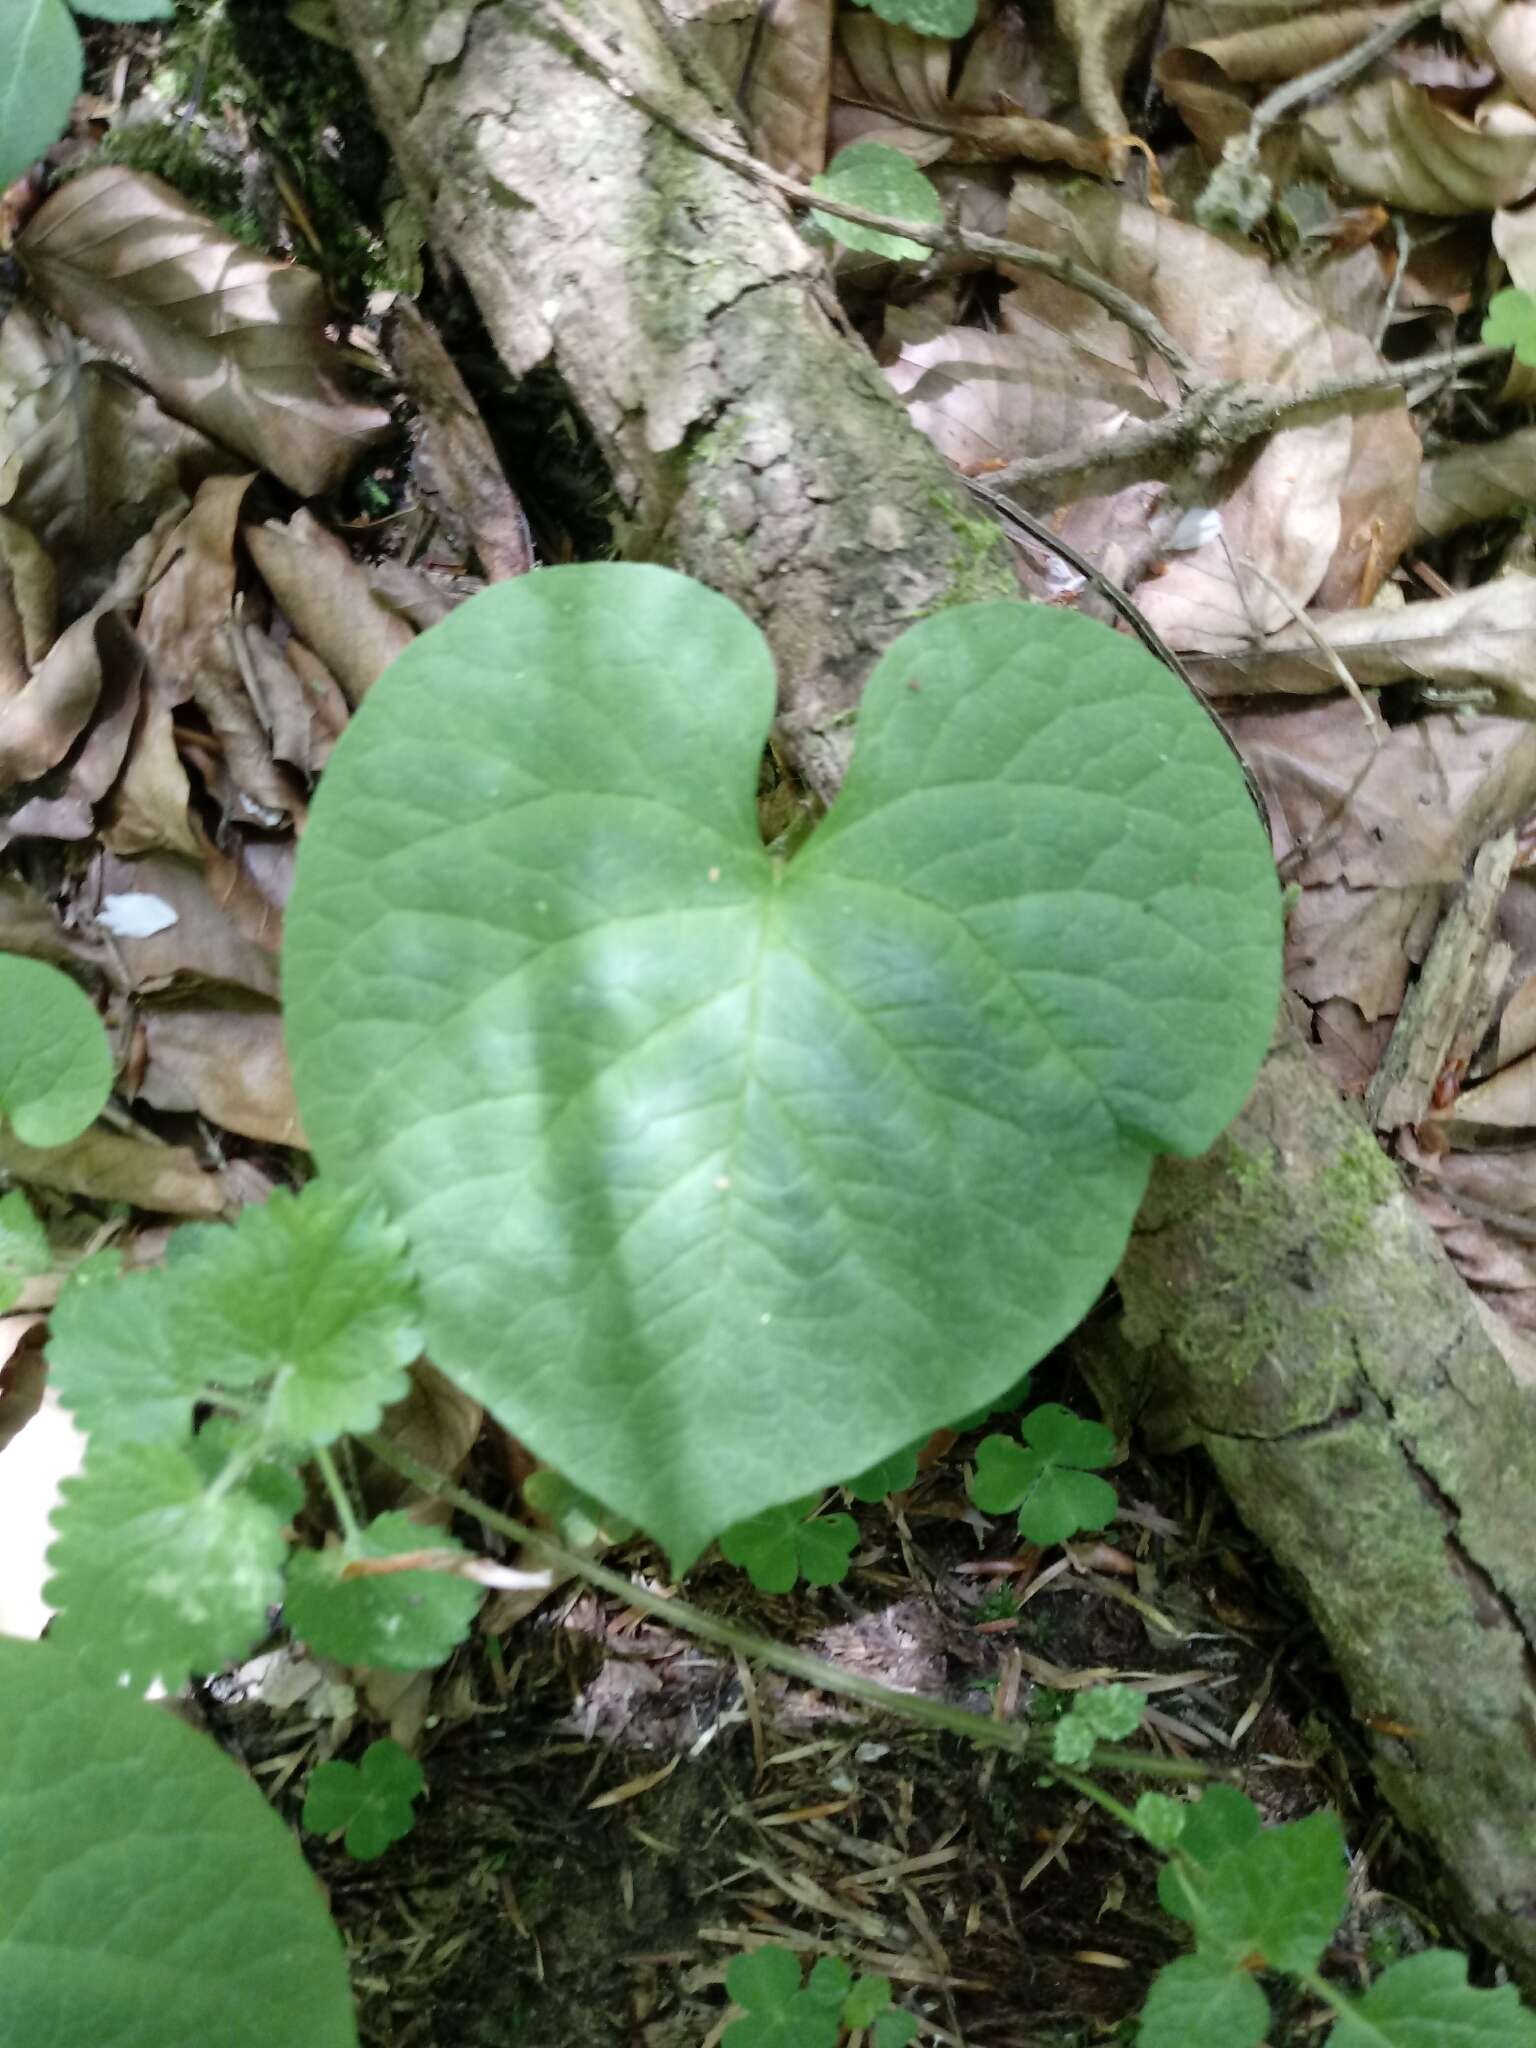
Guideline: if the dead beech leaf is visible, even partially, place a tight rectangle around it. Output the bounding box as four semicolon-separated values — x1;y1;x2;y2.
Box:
1285;878;1439;1020
1054;0;1156;147
1416;425;1536;540
0;513;172;789
0;305;232;607
741;0;833;179
1226;697;1536;886
87;851;280;999
243;511;414;704
364;1362;484;1524
2;613;146;849
1190;576;1536;711
0;513;56;680
952;7;1068;120
1447;0;1536;114
1156;7;1409;155
886;320;1166;471
1166;0;1335;39
0;1317;48;1459
101;687;201;861
1299;78;1536;212
16;169;392;499
0;1127;227;1216
137;998;304;1147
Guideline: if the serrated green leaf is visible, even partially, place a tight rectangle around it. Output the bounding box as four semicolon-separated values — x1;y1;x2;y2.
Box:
1178;1784;1263;1870
1137;1952;1269;2048
47;1256;201;1448
851;0;975;35
284;1510;482;1669
1164;1810;1347;1976
724;1945;843;2048
0;0;81;190
172;1182;421;1444
303;1737;424;1859
46;1442;286;1689
970;1403;1119;1544
187;1415;306;1523
0;1636;356;2047
719;1497;858;1592
844;1443;920;1502
1483;289;1536;369
522;1467;637;1546
285;565;1280;1567
1329;1950;1536;2047
1132;1791;1187;1851
1051;1682;1147;1765
0;953;112;1146
0;1188;50;1311
810;142;942;260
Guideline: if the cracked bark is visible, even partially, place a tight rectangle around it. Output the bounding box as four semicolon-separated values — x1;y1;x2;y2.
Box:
336;0;1536;1981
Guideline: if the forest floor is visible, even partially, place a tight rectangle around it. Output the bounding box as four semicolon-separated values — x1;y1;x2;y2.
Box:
6;0;1536;2042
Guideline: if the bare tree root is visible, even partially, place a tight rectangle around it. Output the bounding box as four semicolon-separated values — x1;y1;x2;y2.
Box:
335;0;1536;1984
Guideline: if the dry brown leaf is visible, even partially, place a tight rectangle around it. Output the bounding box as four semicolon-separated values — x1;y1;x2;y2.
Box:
0;305;232;607
952;6;1069;119
364;1362;483;1524
741;0;833;179
1166;0;1333;39
136;999;304;1147
243;510;415;704
1299;77;1536;212
1416;425;1536;539
1226;696;1536;886
2;613;146;849
0;874;97;966
1447;0;1536;113
1156;7;1409;155
86;850;280;999
0;513;172;789
0;513;56;679
101;687;201;860
885;320;1166;471
1054;0;1156;146
0;1317;48;1459
1285;877;1440;1018
16;169;392;499
384;302;534;583
1190;575;1536;709
1003;177;1364;651
0;1127;227;1216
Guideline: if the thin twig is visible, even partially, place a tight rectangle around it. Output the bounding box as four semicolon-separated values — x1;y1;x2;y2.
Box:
531;0;1201;385
1242;0;1445;158
361;1433;1215;1781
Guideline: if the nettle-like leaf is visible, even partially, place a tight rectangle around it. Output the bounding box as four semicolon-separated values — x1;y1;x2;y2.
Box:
0;1637;356;2048
1137;1950;1270;2048
1132;1791;1188;1853
47;1183;419;1450
187;1415;307;1523
284;1510;483;1669
844;1442;921;1502
1329;1950;1536;2047
970;1403;1118;1545
285;564;1280;1567
46;1441;287;1690
724;1947;842;2048
811;143;942;261
850;0;976;37
719;1496;859;1593
0;0;81;192
1483;288;1536;369
303;1737;424;1861
0;953;112;1145
0;1187;50;1311
1163;1808;1348;1977
1051;1682;1147;1766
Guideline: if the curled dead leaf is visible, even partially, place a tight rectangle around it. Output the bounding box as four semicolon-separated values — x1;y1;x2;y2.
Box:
243;510;414;704
1300;77;1536;212
16;169;392;499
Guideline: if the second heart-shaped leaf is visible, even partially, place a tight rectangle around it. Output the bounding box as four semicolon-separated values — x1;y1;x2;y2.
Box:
285;565;1279;1566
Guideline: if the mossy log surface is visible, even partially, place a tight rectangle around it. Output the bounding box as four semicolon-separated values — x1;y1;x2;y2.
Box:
333;0;1017;802
1086;1015;1536;1983
337;0;1536;1983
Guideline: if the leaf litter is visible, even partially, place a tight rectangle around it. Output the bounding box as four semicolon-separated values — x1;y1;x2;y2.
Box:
6;0;1536;2041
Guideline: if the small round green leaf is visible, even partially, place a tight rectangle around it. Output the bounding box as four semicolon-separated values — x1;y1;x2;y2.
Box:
0;1637;357;2048
286;565;1279;1568
0;0;81;191
1482;289;1536;369
284;1510;482;1668
851;0;976;35
303;1737;424;1860
811;143;942;261
46;1442;287;1689
0;953;112;1145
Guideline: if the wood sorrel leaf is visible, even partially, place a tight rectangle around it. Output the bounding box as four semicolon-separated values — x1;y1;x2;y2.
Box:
0;1637;357;2048
285;565;1279;1567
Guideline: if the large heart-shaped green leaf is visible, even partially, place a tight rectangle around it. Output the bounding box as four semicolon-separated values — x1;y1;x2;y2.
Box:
0;1637;357;2048
285;565;1278;1565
